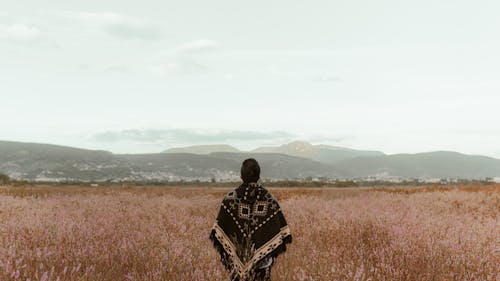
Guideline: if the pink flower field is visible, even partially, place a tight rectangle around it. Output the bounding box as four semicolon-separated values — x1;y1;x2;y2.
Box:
0;185;498;281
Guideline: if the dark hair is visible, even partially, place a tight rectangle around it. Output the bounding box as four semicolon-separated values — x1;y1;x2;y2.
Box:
240;158;260;183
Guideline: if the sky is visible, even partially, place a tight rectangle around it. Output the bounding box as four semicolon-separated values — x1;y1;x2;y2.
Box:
1;0;500;157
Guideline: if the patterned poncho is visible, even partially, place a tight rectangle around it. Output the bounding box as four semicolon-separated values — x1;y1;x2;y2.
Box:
209;181;292;281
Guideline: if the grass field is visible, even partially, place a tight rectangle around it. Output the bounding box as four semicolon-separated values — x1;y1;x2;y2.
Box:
0;184;498;281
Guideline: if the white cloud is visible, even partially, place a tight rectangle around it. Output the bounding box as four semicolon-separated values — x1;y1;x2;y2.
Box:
170;39;219;55
59;11;161;39
312;74;343;83
151;59;209;76
104;65;128;73
151;39;219;76
0;23;41;42
90;128;293;145
149;39;220;75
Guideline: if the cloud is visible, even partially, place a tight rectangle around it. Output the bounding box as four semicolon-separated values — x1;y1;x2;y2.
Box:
0;23;41;42
150;39;219;76
60;11;161;40
104;65;128;73
439;128;500;137
304;134;355;143
170;39;219;55
151;59;209;75
90;129;293;144
312;75;343;83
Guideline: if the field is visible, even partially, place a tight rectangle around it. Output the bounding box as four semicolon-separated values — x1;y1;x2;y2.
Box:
0;184;498;281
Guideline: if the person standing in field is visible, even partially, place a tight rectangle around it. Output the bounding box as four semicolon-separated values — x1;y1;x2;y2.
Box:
209;158;292;281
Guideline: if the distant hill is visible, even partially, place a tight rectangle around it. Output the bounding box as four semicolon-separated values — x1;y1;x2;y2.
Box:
0;141;335;182
335;151;500;179
209;152;338;179
0;141;126;181
163;144;240;154
252;141;384;164
1;140;499;182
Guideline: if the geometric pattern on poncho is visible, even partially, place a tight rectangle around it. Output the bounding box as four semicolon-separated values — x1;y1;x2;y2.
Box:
209;181;292;281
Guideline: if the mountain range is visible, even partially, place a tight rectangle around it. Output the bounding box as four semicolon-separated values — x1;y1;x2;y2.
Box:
1;140;499;182
164;141;384;165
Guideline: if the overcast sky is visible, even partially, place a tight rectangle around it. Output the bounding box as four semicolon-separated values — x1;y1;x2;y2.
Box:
1;0;499;157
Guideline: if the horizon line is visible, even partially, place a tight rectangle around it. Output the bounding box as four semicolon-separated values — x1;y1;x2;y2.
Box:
1;139;499;160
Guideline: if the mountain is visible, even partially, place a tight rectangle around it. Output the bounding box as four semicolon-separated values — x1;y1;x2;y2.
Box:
209;152;337;179
252;141;384;164
163;144;240;154
1;140;499;182
0;141;126;181
0;141;335;182
335;151;500;179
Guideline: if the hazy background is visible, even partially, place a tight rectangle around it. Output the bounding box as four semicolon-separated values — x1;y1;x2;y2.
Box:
1;0;499;157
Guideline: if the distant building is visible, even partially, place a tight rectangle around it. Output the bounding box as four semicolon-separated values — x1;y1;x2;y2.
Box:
424;178;441;183
493;177;500;183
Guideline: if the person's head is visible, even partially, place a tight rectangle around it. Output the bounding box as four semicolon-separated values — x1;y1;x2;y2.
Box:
240;158;260;183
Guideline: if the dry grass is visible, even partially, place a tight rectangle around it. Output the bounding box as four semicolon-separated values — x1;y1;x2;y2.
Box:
0;184;498;280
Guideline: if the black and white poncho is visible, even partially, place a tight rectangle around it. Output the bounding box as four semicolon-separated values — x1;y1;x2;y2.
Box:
209;181;292;280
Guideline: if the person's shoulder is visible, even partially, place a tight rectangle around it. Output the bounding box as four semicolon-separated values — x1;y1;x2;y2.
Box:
223;186;239;200
259;185;278;201
258;184;269;192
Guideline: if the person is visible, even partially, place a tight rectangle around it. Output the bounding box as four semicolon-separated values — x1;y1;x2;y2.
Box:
209;158;292;281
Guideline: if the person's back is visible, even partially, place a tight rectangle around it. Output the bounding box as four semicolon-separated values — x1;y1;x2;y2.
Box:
209;158;292;281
